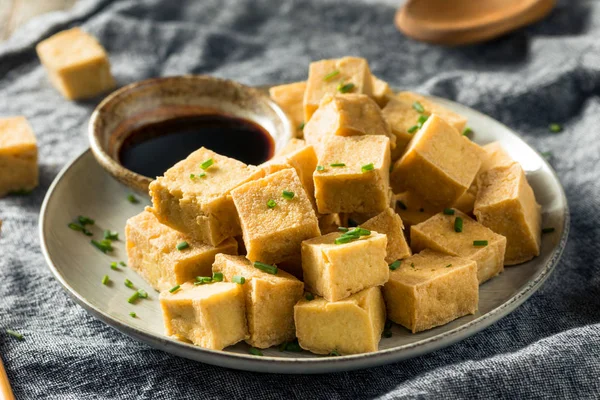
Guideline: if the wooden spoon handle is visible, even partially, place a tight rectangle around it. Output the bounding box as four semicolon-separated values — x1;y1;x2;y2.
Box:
0;355;15;400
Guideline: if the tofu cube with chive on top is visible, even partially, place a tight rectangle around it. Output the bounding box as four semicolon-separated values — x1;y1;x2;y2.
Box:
474;162;541;265
212;254;304;348
148;147;264;246
383;249;478;333
360;208;411;264
303;57;374;122
390;114;482;207
314;135;391;214
0;117;38;197
125;211;238;291
294;286;386;355
303;94;396;156
231;168;320;265
269;81;307;136
301;230;388;302
410;209;506;284
36;28;116;100
159;282;248;350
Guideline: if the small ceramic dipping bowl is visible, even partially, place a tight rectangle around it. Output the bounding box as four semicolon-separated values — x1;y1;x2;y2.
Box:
89;75;294;194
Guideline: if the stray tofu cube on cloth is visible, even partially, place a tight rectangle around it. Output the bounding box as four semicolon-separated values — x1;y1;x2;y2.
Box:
410;209;507;283
125;211;238;292
390;114;481;207
0;116;38;197
148;147;263;246
294;286;386;355
314;135;391;214
383;249;478;333
159;282;248;350
301;231;388;302
36;27;116;100
231;168;320;265
474;163;541;265
212;254;304;348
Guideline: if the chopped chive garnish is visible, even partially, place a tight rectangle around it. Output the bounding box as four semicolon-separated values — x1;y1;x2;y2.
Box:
212;272;224;282
127;194;139;204
417;115;429;127
78;216;95;226
254;261;278;275
137;289;148;299
407;125;419;134
6;329;23;340
195;276;212;285
119;261;126;267
176;241;189;251
200;158;214;170
385;320;393;330
462;127;473;136
541;151;553;159
232;275;246;284
411;263;415;268
68;223;89;235
124;279;134;288
169;285;181;293
549;123;562;133
334;236;354;245
337;82;355;93
338;227;349;232
412;101;425;113
316;165;325;171
267;199;277;209
282;190;295;200
473;240;488;247
329;350;341;357
397;201;407;210
298;122;305;130
542;227;555;234
443;208;455;215
454;217;463;233
104;230;119;241
279;340;302;352
102;275;110;285
190;174;195;179
361;163;374;173
110;262;119;271
445;264;453;268
323;70;340;81
129;312;136;318
389;260;401;271
330;163;345;167
305;292;315;301
198;172;207;178
127;292;140;304
249;347;263;356
383;330;392;338
91;239;113;253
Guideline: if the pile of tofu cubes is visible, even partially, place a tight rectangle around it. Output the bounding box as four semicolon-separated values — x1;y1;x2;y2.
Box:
125;56;542;356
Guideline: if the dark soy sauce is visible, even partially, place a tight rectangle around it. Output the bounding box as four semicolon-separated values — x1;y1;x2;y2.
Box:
119;114;274;178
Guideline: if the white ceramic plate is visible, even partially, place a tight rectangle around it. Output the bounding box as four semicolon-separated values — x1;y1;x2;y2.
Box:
39;96;569;374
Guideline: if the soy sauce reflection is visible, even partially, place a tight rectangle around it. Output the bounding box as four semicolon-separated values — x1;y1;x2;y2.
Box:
119;114;275;178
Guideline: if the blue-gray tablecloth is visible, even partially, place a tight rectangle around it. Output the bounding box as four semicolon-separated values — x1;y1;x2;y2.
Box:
1;0;599;398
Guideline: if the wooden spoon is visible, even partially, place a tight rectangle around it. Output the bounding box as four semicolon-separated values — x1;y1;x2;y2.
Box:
0;355;15;400
395;0;556;46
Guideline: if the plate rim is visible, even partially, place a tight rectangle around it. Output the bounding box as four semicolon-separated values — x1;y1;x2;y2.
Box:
39;97;571;374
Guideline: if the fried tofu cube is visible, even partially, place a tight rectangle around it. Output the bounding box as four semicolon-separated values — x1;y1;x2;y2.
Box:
304;57;374;122
301;231;388;302
395;92;468;132
159;282;248;350
148;147;263;246
231;168;320;265
294;286;386;355
383;249;478;333
304;94;395;156
453;183;478;214
394;191;437;228
474;163;541;265
390;114;481;206
314;135;391;214
36;28;116;100
213;254;304;348
360;208;411;263
410;209;507;283
0;117;38;197
481;141;514;173
269;81;307;136
125;211;238;291
371;74;392;107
